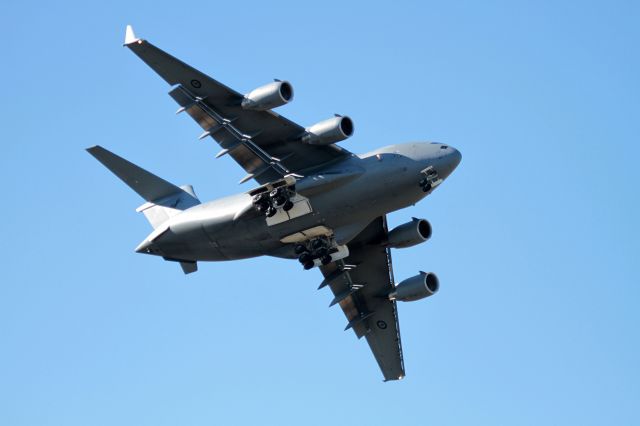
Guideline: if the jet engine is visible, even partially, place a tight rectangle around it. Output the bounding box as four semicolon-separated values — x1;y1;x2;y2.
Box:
387;218;432;249
241;80;294;111
303;115;354;145
389;272;439;302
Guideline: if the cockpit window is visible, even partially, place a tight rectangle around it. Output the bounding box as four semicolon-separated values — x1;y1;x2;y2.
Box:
440;145;448;149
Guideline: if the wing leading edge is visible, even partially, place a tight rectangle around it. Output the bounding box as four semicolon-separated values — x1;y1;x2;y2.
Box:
319;217;405;381
123;26;351;184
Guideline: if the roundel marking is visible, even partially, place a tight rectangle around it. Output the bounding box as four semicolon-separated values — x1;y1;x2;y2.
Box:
190;79;202;88
377;320;387;330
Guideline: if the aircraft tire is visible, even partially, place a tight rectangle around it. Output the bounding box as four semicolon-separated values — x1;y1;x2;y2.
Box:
311;239;326;250
316;247;329;258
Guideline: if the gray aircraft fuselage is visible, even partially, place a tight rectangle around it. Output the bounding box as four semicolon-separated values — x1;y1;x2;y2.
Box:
136;142;461;262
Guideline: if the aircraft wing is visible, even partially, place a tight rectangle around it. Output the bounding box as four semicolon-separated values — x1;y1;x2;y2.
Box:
319;216;405;381
123;26;351;184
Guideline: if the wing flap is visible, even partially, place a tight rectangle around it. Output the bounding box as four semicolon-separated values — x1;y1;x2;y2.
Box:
124;29;352;181
167;85;286;183
319;216;405;381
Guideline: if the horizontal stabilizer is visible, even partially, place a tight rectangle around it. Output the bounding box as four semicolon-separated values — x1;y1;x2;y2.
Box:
87;145;184;203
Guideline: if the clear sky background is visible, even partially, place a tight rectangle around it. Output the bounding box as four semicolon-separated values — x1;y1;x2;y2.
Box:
1;1;638;425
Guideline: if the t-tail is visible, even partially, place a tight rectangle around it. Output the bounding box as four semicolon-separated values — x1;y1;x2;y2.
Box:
87;145;201;273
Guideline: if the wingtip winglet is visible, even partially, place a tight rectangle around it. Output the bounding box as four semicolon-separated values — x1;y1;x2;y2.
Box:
124;24;140;46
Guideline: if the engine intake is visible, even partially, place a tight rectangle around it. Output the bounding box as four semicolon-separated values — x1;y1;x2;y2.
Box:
303;115;354;145
242;80;293;111
387;218;432;249
389;272;439;302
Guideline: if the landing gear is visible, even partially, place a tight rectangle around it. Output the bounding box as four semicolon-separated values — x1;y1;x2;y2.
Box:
253;186;295;217
297;250;316;270
320;255;332;265
254;192;271;213
270;188;288;207
419;167;439;192
283;200;294;211
316;247;329;258
311;238;326;251
296;237;335;269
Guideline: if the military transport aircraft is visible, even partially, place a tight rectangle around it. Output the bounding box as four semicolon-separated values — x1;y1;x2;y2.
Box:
88;25;461;381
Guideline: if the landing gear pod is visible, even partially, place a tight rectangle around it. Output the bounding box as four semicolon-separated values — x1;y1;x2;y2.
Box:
295;237;349;269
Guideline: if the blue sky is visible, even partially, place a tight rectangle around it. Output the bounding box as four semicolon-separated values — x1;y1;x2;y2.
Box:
1;1;638;425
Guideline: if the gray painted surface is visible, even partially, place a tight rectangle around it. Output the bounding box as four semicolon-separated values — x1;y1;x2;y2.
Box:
89;26;462;381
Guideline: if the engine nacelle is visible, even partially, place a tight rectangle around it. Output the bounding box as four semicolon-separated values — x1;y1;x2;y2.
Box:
389;272;439;302
303;115;354;145
387;218;432;249
241;80;293;111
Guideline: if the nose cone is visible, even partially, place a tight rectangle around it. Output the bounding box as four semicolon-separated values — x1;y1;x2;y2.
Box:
450;147;462;169
438;146;462;179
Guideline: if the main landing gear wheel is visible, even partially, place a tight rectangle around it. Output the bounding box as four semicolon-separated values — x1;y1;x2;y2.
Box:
298;251;315;270
253;193;271;213
311;239;326;251
270;188;291;208
298;253;313;264
254;186;295;217
296;237;334;270
315;247;329;258
283;200;294;211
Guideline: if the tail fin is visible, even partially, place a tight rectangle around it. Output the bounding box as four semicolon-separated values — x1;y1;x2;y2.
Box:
87;145;200;228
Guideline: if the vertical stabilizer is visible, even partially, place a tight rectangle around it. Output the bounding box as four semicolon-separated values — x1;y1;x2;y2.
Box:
135;185;200;229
